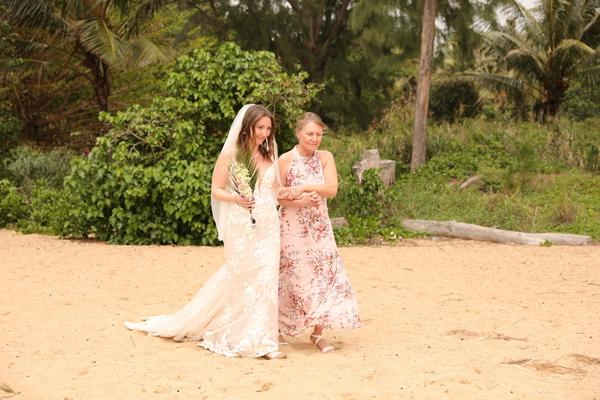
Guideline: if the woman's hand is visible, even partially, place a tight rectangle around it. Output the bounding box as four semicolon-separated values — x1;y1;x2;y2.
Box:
298;192;321;208
287;185;305;199
234;194;254;210
276;187;296;200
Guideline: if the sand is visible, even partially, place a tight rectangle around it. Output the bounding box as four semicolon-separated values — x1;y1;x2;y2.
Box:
1;229;599;399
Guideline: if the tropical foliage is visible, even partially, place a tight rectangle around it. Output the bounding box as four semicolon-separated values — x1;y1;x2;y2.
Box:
468;0;600;120
59;42;318;244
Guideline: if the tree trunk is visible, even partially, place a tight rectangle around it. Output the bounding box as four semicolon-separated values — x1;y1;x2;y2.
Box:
92;60;111;112
82;50;111;112
410;0;437;171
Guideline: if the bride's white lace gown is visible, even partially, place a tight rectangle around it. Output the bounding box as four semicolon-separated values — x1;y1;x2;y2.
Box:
125;165;280;357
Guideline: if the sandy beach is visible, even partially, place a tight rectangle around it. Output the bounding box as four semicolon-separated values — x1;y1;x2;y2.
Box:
1;229;599;399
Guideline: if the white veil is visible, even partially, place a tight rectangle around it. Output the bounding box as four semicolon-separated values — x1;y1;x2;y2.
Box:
211;104;280;241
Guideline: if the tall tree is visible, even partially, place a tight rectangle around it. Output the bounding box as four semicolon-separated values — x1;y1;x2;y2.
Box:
130;0;401;126
467;0;600;120
411;0;437;171
3;0;168;111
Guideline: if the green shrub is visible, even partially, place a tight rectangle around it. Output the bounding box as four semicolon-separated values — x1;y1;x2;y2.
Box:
0;103;18;155
562;82;600;121
324;106;600;243
0;179;28;227
62;42;319;244
429;81;481;122
331;169;388;218
3;146;75;192
16;180;75;234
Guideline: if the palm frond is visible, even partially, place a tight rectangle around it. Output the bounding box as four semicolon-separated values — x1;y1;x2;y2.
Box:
509;0;547;46
121;0;172;38
484;30;536;55
76;18;130;64
459;71;544;98
577;50;600;87
13;38;49;56
128;38;170;67
5;0;68;36
580;8;600;47
505;47;546;78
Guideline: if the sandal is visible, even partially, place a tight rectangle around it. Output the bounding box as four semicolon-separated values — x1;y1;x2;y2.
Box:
263;350;287;360
310;334;335;353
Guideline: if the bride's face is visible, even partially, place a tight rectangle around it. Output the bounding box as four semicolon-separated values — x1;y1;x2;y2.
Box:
296;121;323;152
253;116;272;146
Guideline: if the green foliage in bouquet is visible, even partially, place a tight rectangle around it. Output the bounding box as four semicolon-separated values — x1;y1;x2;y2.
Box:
61;42;319;244
228;147;258;227
228;148;258;199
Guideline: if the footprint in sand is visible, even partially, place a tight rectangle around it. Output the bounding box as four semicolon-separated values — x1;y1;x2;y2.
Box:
1;384;17;395
568;353;600;366
504;358;587;377
256;382;273;392
446;329;527;341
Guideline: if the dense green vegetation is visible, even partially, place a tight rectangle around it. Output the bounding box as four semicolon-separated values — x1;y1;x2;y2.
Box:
0;1;599;245
326;102;600;243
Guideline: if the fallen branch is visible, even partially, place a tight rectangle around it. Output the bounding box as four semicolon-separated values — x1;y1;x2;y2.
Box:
401;219;592;245
459;175;481;190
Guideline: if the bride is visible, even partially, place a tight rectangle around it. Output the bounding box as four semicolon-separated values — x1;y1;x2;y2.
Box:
125;104;286;359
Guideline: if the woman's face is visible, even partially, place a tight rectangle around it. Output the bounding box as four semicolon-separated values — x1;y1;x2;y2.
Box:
296;121;323;152
252;116;272;147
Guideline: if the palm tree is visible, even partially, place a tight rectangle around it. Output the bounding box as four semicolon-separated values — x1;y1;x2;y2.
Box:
3;0;168;111
468;0;600;121
411;0;437;171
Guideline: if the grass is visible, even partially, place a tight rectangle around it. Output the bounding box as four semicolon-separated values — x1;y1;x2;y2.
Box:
324;108;600;244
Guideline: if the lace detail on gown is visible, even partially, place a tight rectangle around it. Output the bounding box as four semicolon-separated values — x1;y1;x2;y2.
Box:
125;165;280;357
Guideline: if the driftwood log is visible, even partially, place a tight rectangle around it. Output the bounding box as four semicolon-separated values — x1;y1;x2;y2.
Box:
401;219;592;245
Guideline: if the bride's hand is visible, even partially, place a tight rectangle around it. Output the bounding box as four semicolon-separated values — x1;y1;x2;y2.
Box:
234;194;254;210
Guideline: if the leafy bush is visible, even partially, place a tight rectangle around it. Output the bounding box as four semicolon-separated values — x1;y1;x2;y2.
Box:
16;180;74;234
322;105;600;244
0;179;28;227
562;82;600;121
330;169;419;244
62;42;319;244
429;81;481;122
3;146;75;192
0;102;19;154
332;169;388;218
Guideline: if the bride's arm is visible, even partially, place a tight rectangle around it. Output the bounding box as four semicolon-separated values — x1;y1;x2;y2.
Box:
211;152;253;210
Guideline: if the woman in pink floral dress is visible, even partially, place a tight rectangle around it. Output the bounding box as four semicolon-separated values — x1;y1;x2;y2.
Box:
277;112;360;353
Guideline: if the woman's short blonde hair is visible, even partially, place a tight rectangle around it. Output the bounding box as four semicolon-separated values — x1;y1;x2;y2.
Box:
295;112;327;132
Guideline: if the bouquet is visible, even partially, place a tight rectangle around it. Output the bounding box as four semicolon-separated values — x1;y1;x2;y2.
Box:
228;148;258;228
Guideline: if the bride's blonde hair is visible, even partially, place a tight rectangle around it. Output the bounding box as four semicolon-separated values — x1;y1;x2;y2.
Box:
295;112;327;132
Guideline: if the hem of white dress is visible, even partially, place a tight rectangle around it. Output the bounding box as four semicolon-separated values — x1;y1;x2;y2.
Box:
198;341;279;358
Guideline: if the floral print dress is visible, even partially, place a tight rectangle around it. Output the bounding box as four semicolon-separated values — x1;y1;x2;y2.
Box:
278;146;360;336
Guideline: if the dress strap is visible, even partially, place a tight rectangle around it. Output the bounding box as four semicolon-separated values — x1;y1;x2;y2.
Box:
293;145;316;160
